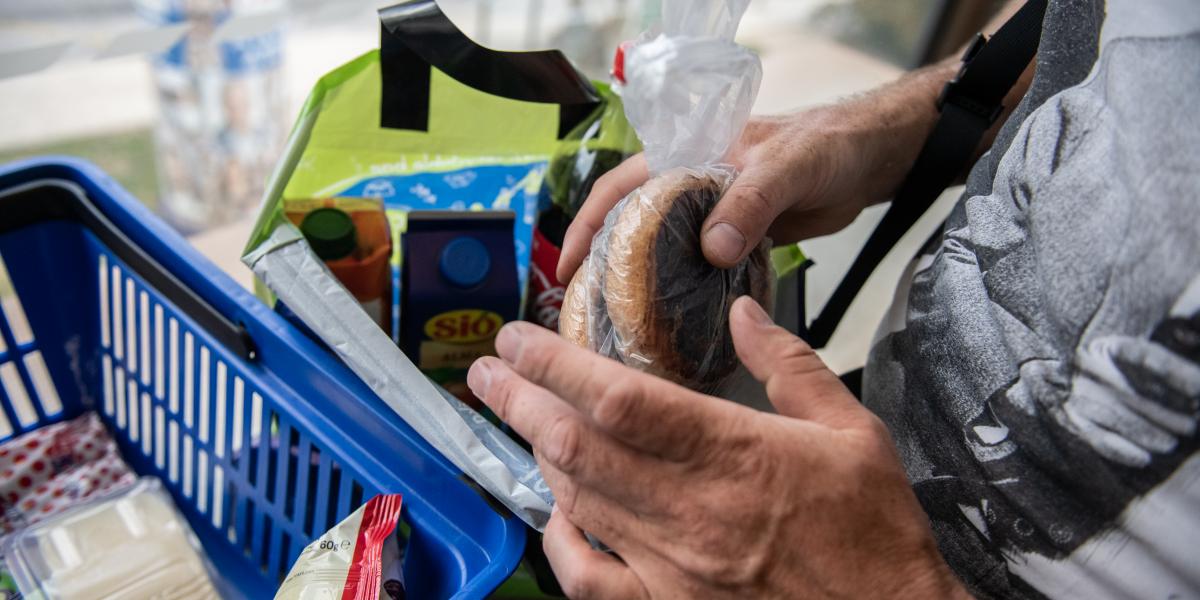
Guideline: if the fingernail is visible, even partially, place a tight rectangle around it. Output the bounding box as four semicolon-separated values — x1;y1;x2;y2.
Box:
740;296;772;326
495;323;524;361
467;359;493;397
704;222;746;265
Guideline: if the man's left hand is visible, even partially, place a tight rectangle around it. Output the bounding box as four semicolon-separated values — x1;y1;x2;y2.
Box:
467;297;969;599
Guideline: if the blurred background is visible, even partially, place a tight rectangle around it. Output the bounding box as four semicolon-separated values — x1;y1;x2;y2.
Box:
0;0;1000;372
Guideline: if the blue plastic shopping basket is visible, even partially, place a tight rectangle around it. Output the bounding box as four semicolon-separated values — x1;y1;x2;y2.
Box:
0;158;526;598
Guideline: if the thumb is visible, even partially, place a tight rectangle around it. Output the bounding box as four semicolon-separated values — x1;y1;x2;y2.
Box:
701;167;785;268
729;296;866;428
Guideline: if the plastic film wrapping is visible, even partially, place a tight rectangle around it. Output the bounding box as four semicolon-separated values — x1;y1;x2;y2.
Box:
544;84;640;218
560;1;770;393
562;167;773;393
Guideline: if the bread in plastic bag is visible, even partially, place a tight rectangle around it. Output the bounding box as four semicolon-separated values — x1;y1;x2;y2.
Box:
560;0;770;393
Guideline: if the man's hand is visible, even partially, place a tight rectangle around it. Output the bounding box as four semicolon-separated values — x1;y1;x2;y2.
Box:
467;297;968;599
556;64;960;283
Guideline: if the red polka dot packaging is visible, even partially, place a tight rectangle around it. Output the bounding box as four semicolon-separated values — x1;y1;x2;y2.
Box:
0;412;136;535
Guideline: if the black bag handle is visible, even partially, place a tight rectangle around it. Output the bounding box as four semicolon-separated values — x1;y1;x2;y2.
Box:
800;0;1048;349
378;0;600;138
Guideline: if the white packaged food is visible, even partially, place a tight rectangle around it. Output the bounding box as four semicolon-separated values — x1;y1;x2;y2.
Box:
2;477;219;600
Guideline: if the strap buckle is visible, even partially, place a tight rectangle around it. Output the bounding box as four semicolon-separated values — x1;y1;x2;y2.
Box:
936;33;1004;125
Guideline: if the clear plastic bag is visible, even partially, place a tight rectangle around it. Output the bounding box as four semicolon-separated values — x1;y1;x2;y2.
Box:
560;0;770;393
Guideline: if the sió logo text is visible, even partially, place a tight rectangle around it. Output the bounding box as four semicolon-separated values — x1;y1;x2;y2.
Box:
424;310;503;343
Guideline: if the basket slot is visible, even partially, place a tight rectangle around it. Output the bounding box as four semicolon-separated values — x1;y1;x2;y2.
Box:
114;364;127;430
140;291;152;387
212;463;226;528
100;254;110;350
198;346;211;446
291;437;313;526
183;429;195;499
0;251;60;439
241;497;257;560
124;278;137;377
336;462;355;524
126;375;139;444
249;392;263;481
155;403;167;470
102;354;114;419
266;493;288;581
302;445;322;537
253;406;273;504
256;511;273;575
276;533;293;582
154;303;166;401
0;255;34;348
198;449;211;515
272;418;293;514
169;317;180;414
140;390;153;456
0;363;36;432
23;352;62;417
229;375;245;469
311;450;335;535
110;262;124;360
214;361;228;461
169;418;181;484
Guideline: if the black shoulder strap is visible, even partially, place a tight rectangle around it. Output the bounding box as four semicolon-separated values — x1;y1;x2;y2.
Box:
800;0;1048;348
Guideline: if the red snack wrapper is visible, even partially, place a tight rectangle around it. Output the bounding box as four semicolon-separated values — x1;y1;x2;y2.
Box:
276;494;407;600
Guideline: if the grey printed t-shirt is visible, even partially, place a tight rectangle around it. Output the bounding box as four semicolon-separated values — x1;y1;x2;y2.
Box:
862;0;1200;597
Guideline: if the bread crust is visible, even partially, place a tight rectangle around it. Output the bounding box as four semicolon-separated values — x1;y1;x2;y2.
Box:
558;257;590;347
605;170;725;382
560;167;774;391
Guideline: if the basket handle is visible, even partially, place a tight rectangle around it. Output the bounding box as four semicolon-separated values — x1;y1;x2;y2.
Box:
0;181;257;362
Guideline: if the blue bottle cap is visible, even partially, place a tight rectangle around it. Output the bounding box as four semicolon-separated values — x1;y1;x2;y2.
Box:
439;237;492;288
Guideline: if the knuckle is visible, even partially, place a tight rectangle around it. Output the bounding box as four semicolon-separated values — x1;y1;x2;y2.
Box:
555;478;581;518
516;338;557;382
675;546;769;589
487;375;519;420
590;172;622;203
560;564;599;600
564;221;596;252
727;183;775;221
544;415;585;473
592;379;642;435
763;340;827;392
774;334;819;365
863;412;893;441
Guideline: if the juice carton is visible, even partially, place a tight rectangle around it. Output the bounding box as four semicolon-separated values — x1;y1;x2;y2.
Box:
401;211;520;404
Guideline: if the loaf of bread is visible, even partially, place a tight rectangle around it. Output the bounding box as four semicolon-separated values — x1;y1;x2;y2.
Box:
560;167;773;392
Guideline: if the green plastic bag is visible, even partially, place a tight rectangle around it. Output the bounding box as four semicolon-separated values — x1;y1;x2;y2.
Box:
240;1;637;533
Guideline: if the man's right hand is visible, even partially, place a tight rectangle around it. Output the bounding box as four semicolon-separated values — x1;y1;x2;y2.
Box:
555;64;957;283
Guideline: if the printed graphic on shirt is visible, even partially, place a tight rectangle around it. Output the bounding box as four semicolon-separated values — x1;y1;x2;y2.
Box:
864;11;1200;599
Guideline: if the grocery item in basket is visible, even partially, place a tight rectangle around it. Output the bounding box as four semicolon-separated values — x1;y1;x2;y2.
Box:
525;204;572;332
288;198;392;331
276;494;406;600
561;0;768;394
0;412;136;535
402;211;519;407
2;477;219;600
